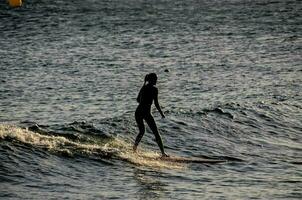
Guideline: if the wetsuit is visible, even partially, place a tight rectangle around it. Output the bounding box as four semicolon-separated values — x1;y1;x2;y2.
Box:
134;84;165;154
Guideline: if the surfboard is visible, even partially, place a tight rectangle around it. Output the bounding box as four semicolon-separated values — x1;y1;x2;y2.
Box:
159;156;225;163
161;156;225;163
140;154;226;164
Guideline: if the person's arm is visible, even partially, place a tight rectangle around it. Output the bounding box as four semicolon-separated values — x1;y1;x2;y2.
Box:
154;88;165;118
136;87;143;103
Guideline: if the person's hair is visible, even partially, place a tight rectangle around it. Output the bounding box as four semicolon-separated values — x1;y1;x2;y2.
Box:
144;73;157;85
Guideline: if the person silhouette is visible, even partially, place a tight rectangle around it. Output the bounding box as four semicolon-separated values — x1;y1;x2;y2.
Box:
133;73;168;157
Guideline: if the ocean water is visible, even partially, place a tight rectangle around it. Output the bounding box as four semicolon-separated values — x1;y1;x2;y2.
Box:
0;0;302;199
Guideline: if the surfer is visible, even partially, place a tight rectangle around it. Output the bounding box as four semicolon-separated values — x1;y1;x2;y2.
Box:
133;73;168;157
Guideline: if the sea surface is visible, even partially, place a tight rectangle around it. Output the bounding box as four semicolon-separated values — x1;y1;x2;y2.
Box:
0;0;302;199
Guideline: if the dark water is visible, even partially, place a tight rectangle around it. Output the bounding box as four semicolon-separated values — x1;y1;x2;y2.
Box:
1;0;302;199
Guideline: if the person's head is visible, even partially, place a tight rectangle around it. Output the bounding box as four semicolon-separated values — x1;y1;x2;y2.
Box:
144;73;157;85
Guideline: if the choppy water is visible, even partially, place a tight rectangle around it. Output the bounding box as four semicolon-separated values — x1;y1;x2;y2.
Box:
1;0;302;199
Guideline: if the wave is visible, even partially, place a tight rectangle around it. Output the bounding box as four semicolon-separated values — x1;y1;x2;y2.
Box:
164;102;301;162
0;124;185;169
202;107;234;119
1;99;300;170
165;103;238;120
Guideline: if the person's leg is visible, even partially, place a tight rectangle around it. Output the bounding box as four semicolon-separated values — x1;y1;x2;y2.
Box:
133;113;145;152
145;114;166;156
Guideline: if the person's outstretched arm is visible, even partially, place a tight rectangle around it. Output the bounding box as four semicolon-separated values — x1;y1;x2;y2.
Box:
154;88;165;118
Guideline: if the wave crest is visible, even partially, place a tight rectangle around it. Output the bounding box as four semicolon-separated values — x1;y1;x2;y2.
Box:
0;124;184;169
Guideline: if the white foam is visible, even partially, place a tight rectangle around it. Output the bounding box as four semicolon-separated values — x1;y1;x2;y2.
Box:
0;124;111;154
0;124;184;169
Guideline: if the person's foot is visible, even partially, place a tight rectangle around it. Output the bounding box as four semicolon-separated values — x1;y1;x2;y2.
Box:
133;145;137;153
161;153;169;158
